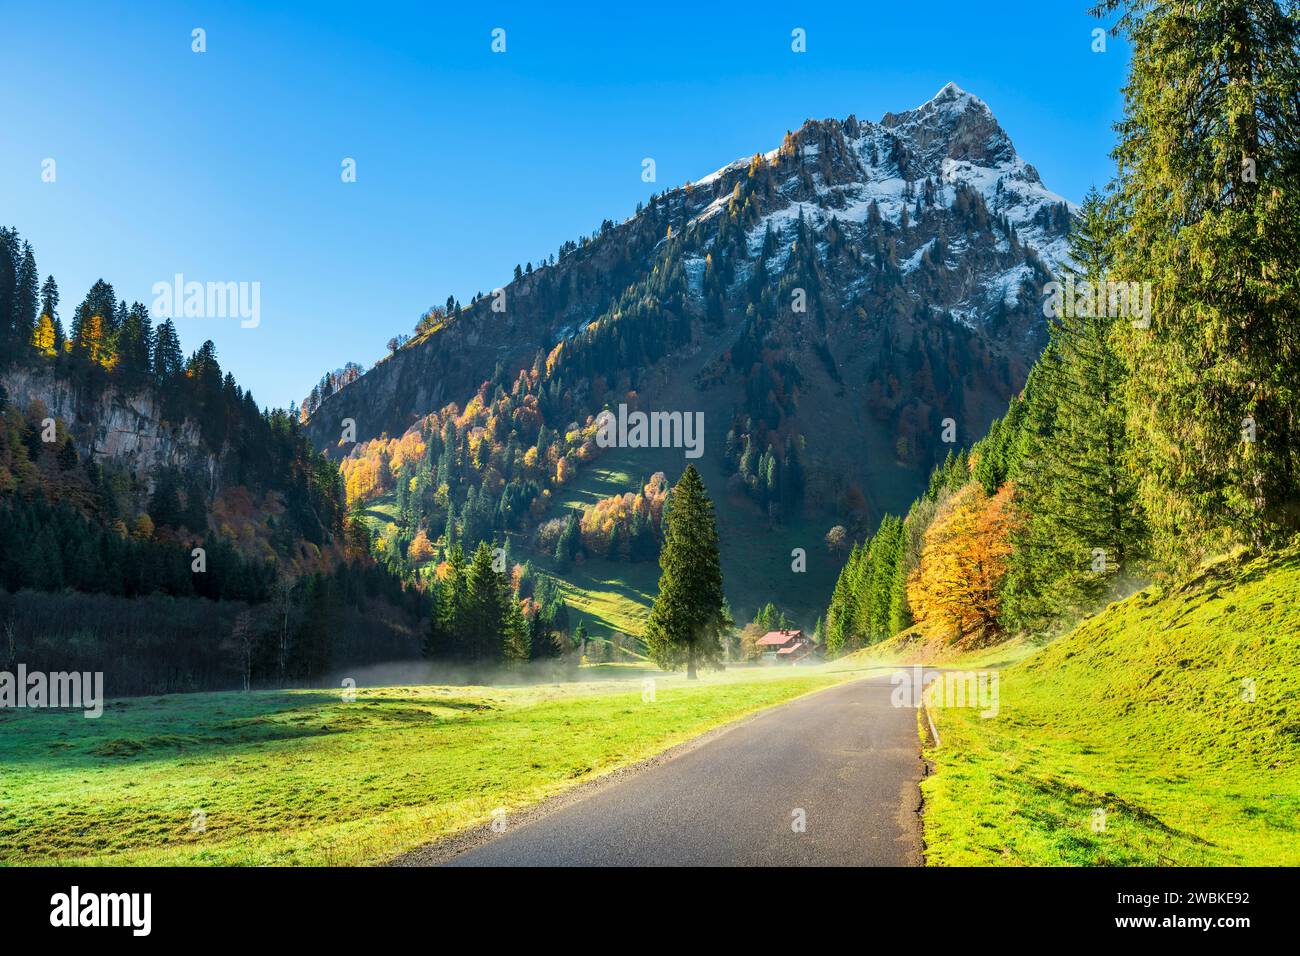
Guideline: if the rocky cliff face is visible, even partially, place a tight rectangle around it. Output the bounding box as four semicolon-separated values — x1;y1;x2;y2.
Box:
1;365;219;493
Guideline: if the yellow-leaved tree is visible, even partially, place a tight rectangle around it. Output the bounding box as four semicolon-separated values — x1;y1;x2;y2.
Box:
906;482;1019;644
32;315;58;355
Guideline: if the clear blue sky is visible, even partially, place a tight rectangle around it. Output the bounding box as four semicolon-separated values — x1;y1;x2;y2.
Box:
0;1;1129;411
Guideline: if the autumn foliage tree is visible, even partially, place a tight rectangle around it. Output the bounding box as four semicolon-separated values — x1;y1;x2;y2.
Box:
407;528;435;564
906;483;1019;643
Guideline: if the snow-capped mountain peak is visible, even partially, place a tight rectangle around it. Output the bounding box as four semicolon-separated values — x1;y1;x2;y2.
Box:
311;86;1076;467
905;81;993;120
683;84;1074;291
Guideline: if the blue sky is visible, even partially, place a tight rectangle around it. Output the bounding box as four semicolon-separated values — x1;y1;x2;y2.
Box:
0;1;1129;410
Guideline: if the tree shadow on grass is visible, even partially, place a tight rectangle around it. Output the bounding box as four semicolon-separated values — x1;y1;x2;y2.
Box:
0;690;499;771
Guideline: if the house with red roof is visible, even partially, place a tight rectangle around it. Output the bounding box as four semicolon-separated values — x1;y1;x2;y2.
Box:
756;628;816;664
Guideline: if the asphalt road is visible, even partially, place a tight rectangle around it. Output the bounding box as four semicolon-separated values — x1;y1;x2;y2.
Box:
424;674;925;867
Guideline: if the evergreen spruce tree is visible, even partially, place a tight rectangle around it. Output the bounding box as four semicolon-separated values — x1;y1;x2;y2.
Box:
824;542;861;656
528;604;563;660
1002;189;1147;628
442;540;468;657
35;276;63;353
13;243;39;350
443;507;457;557
182;473;209;532
863;514;905;640
148;469;184;529
887;537;914;635
39;275;59;326
152;319;184;385
1099;0;1300;559
0;227;17;354
644;465;726;678
554;510;580;566
465;541;506;666
70;280;117;362
117;302;154;388
423;580;453;659
503;582;530;663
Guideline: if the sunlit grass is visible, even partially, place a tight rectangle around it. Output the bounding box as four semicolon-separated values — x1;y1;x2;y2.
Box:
921;549;1300;865
0;664;868;866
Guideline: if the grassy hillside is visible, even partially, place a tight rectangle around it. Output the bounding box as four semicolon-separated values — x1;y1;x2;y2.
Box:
843;627;1045;671
923;548;1300;865
537;413;852;637
0;666;861;866
534;447;660;639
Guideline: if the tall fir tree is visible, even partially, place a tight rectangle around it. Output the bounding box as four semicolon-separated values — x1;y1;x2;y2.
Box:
464;541;506;666
36;276;63;353
1099;0;1300;559
442;541;469;658
117;302;154;387
644;465;727;678
554;509;580;565
70;279;117;364
824;543;861;656
862;514;905;640
152;319;184;384
528;603;563;660
0;227;17;353
1002;189;1147;629
503;586;530;664
39;274;59;324
13;242;39;350
423;580;454;659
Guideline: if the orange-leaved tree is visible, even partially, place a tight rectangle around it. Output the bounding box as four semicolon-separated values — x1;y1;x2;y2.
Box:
906;482;1019;643
407;528;436;564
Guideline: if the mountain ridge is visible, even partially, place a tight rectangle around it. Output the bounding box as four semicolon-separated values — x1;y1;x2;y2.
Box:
303;83;1077;624
307;82;1072;444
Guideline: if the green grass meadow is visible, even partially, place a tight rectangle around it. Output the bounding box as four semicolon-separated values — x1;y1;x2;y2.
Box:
0;665;859;866
920;549;1300;866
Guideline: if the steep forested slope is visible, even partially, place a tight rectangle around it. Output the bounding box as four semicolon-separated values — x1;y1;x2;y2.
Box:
0;229;424;694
